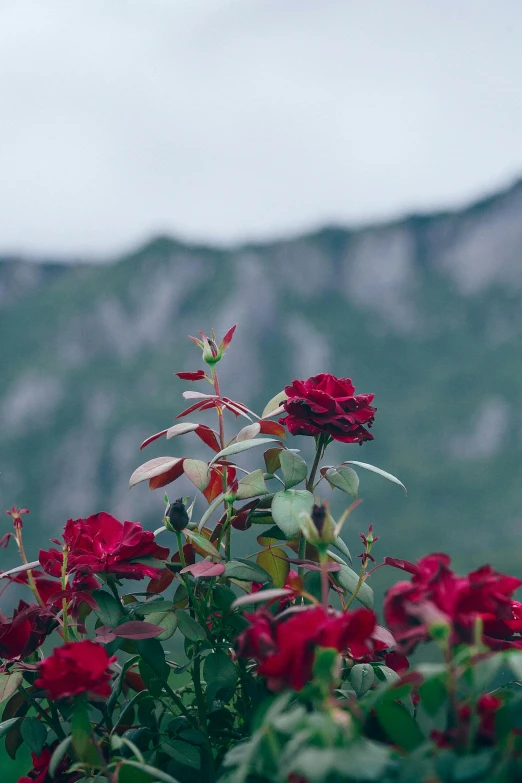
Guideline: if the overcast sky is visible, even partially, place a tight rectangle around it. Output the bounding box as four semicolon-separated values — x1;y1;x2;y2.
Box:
1;0;522;258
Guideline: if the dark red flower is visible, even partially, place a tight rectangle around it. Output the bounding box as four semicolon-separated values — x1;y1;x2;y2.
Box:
278;374;376;444
237;605;377;691
384;553;522;653
35;640;116;700
39;512;169;581
18;742;80;783
0;601;57;662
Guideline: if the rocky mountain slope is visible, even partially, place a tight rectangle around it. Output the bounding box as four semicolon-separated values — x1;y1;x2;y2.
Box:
2;179;522;574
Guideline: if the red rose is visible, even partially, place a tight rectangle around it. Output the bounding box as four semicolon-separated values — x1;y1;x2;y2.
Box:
237;605;377;691
279;374;376;444
39;512;169;581
35;640;116;700
0;601;57;662
384;553;522;653
18;743;79;783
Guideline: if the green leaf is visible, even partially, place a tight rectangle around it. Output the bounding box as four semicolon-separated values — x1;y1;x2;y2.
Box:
235;469;269;500
145;610;179;641
71;700;99;764
256;547;289;588
231;588;294;609
373;665;400;685
182;459;211;491
20;717;47;755
256;525;288;542
350;663;375;697
329;535;352;562
279;450;308;488
0;672;23;704
374;701;424;751
0;717;20;740
341;460;407;494
264;447;283;473
418;676;448;718
107;655;140;715
212;584;237;612
133;600;176;617
271;489;314;538
183;528;221;559
118;760;182;783
209;438;283;466
289;741;391;782
176;610;207;642
313;648;339;688
262;390;288;418
135;638;169;679
336;565;374;609
225;560;272;584
453;751;494;781
197;491;226;532
162;739;201;769
92;590;122;627
204;650;238;706
325;466;359;498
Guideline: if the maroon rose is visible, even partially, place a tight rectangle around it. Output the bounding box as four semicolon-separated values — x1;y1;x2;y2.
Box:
18;743;80;783
278;374;376;444
39;511;169;581
384;553;522;653
237;605;378;691
0;601;57;662
35;640;116;700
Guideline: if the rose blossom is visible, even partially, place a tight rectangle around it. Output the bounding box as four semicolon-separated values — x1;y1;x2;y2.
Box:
0;601;57;662
39;511;169;581
384;553;522;652
35;640;116;700
18;743;80;783
278;373;376;444
237;605;378;691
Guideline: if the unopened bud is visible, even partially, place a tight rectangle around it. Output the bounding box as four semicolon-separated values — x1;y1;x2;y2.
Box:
311;504;327;535
166;498;189;531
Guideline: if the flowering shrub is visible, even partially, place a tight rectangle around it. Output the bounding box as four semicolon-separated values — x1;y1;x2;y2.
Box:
2;325;522;782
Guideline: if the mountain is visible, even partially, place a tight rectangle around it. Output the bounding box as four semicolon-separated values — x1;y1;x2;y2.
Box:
2;179;522;578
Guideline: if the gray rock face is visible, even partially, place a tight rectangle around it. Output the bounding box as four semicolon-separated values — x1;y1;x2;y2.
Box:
2;179;522;572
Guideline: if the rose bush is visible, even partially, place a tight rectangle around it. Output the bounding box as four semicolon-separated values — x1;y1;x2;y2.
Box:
0;325;521;783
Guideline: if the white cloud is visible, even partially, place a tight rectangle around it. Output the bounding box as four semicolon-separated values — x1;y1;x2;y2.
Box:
1;0;522;256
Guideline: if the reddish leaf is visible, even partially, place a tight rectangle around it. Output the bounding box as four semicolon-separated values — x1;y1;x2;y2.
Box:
259;420;286;438
147;567;175;595
195;425;221;452
203;466;237;503
175;370;206;381
219;324;237;350
129;457;185;490
384;557;418;575
176;399;217;419
283;557;341;572
113;621;164;639
94;626;117;644
180;561;226;578
162;422;220;452
140;429;168;450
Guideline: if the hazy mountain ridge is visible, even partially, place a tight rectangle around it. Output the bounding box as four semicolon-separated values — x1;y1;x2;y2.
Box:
2;178;522;574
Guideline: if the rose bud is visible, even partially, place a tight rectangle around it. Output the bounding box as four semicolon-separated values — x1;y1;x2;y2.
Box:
166;498;189;531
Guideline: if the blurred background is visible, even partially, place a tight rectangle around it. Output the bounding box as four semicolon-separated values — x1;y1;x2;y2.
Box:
2;0;522;584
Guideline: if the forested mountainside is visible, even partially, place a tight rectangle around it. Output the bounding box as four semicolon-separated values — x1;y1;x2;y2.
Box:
2;179;522;575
